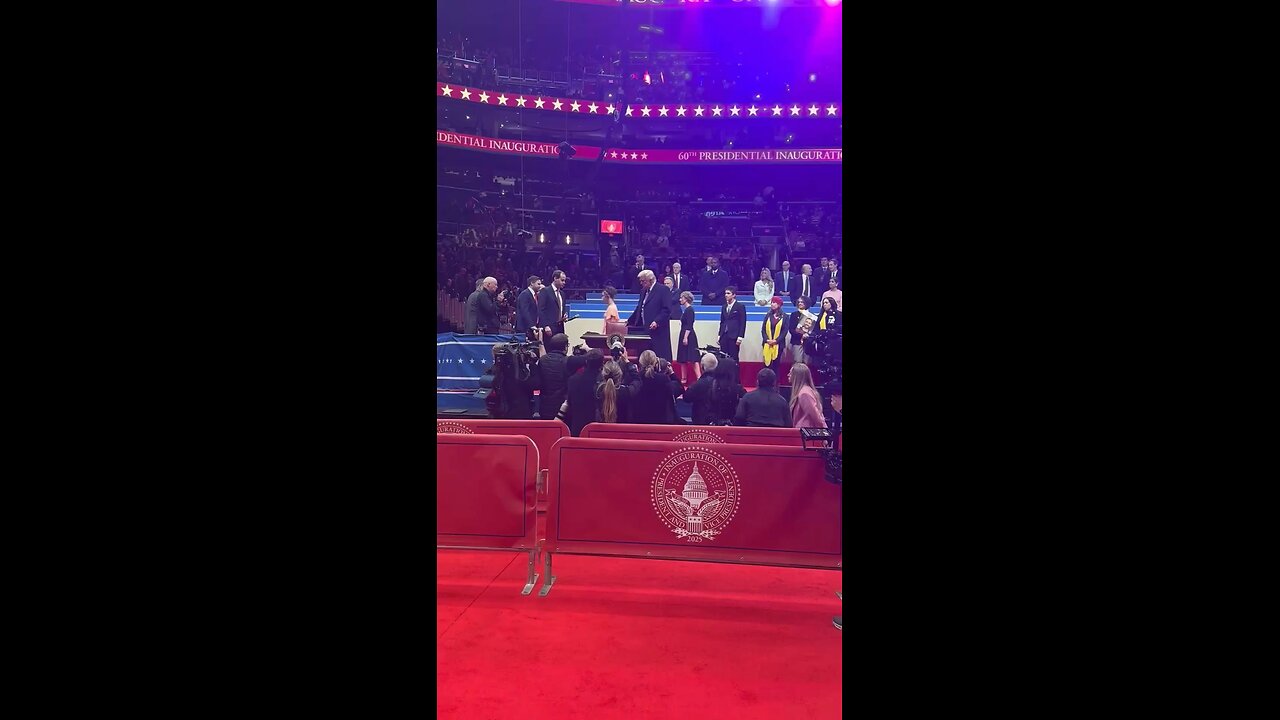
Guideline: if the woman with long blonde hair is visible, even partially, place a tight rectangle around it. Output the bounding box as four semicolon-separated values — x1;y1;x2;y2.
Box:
753;267;775;306
594;360;632;423
788;363;826;429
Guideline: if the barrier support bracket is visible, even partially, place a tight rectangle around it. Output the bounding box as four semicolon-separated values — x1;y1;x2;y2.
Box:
538;551;557;597
521;547;541;596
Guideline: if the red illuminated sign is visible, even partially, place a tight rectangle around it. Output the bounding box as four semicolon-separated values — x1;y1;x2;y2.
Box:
600;220;624;234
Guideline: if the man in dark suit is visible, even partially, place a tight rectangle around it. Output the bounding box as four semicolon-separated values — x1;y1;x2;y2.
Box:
627;269;673;361
717;286;747;361
515;275;543;342
734;368;791;427
629;255;648;293
533;333;571;420
537;270;570;351
816;257;830;289
793;263;818;309
699;256;728;306
683;353;719;425
775;260;796;298
670;261;691;297
826;259;841;290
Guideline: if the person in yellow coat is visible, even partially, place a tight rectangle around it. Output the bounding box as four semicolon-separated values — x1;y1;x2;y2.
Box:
761;296;786;372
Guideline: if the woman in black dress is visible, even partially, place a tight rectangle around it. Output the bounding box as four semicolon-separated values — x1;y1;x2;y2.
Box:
675;291;700;384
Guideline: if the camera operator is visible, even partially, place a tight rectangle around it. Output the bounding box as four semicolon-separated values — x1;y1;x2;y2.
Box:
484;341;538;419
631;350;685;424
533;333;571;421
559;348;606;436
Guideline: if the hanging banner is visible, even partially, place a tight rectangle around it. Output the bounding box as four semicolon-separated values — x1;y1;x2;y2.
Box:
437;131;841;165
437;83;840;120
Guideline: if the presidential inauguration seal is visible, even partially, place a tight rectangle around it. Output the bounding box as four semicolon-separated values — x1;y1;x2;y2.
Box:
651;446;741;542
671;428;724;444
436;421;474;434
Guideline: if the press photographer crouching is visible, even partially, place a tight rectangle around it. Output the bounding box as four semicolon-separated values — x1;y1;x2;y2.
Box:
482;339;540;419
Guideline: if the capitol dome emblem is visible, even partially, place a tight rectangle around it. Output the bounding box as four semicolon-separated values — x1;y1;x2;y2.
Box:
671;429;724;444
436;421;474;434
651;447;741;543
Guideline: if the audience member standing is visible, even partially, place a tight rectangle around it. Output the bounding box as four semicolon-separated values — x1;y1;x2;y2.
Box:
516;275;543;342
788;363;826;429
537;270;570;350
708;356;745;426
775;260;795;298
718;287;747;361
684;353;719;425
674;291;701;384
631;350;683;424
761;296;786;373
593;359;635;424
699;256;728;306
629;255;648;293
794;263;817;309
670;262;690;296
788;296;813;365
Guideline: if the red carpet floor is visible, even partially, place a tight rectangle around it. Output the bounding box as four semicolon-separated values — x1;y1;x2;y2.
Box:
438;549;843;719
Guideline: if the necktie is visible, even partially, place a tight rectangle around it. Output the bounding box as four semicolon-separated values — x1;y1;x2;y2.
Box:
556;289;562;320
640;291;646;323
803;277;808;297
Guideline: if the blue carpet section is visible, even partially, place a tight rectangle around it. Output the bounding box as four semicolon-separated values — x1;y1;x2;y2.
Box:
571;294;800;320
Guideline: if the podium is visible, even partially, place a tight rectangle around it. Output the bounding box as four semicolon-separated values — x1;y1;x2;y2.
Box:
578;331;654;356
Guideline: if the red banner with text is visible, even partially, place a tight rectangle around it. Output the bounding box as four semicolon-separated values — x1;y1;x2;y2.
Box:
437;131;841;165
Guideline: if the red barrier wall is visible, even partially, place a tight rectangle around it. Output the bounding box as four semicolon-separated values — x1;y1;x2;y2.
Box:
545;437;841;568
436;418;568;512
581;423;806;447
437;433;539;551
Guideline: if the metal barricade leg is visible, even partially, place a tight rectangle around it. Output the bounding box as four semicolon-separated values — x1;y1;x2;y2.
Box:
538;551;557;597
521;548;540;596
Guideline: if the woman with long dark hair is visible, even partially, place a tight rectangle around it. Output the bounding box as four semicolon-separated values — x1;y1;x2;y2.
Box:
761;295;786;373
708;355;745;426
789;295;812;365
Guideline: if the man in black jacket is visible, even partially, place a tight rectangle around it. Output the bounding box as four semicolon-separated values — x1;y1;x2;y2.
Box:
627;269;674;361
537;270;570;351
718;286;747;361
533;333;571;420
699;256;728;306
734;368;791;427
628;255;648;293
515;275;543;342
793;264;818;309
775;260;796;298
464;277;500;334
561;349;606;436
682;353;719;425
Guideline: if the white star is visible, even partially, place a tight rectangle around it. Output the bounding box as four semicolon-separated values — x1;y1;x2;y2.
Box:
772;105;782;116
441;85;453;97
676;106;687;117
625;105;634;116
712;106;722;116
658;106;669;116
588;102;599;113
808;105;819;116
459;88;472;100
477;91;490;103
827;104;838;116
694;106;704;116
790;105;800;116
630;152;638;159
610;150;618;158
552;99;563;110
606;104;616;115
748;105;758;116
640;152;647;159
570;100;581;112
516;96;527;107
470;358;476;363
641;106;651;117
534;97;545;108
730;106;740;116
497;94;509;106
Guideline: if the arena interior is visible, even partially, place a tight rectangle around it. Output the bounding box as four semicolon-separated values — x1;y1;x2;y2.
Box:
436;1;843;716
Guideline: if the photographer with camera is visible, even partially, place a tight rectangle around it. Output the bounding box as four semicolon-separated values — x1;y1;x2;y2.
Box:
533;333;571;421
631;350;685;425
483;340;539;419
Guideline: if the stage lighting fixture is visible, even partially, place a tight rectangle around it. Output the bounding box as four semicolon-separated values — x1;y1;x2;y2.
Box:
565;235;571;244
539;233;546;243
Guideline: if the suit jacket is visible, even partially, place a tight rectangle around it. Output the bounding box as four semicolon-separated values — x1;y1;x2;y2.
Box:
734;389;792;428
465;290;498;334
718;301;747;342
792;273;818;308
775;270;796;296
631;372;683;424
699;268;728;303
826;269;842;290
537;285;568;330
564;369;600;437
670;273;691;297
626;284;674;360
534;351;570;420
684;374;717;425
629;265;647;293
515;287;540;335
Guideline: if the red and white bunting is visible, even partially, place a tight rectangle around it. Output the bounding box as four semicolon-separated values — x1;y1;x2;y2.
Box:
437;130;842;164
436;82;840;119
